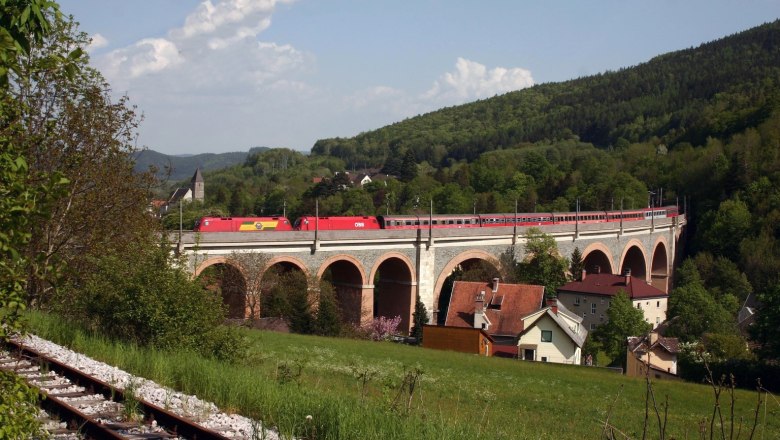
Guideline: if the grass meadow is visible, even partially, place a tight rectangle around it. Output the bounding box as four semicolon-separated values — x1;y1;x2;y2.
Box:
26;313;779;439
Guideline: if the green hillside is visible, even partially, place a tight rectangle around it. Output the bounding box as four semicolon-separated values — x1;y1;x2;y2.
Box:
312;20;780;167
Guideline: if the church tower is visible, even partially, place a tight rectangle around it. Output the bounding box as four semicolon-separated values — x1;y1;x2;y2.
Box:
191;168;204;202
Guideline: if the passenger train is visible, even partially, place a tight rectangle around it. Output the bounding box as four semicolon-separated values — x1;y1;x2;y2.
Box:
193;206;679;232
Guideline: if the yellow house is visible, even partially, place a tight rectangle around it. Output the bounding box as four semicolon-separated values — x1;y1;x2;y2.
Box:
626;332;680;379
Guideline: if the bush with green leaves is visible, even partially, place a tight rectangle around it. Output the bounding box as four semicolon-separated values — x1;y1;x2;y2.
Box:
59;238;244;360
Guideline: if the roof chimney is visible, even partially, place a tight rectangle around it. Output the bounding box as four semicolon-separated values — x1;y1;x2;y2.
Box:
581;269;587;281
474;291;488;330
492;278;500;293
546;297;559;315
624;268;632;287
649;331;659;345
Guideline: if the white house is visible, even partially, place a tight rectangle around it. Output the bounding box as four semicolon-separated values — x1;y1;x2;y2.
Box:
517;298;587;365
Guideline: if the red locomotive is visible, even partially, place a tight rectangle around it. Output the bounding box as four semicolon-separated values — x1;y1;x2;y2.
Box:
193;216;293;232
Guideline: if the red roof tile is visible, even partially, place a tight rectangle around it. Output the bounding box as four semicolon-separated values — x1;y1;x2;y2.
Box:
444;281;545;337
558;274;667;299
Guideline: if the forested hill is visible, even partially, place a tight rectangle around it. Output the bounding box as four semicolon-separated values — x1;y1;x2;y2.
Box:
133;147;269;181
312;20;780;167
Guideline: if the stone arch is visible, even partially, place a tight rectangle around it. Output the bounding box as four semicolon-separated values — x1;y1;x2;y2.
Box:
619;239;649;281
266;255;310;278
369;253;417;334
580;242;615;275
193;256;247;319
317;255;370;326
194;256;231;278
650;237;670;292
433;250;500;324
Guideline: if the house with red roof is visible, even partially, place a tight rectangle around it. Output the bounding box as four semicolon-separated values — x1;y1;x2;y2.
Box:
433;279;589;364
556;269;668;332
626;331;680;380
444;279;545;346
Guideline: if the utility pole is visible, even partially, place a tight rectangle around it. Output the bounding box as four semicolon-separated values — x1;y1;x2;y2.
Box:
179;200;183;243
575;197;579;239
512;200;518;245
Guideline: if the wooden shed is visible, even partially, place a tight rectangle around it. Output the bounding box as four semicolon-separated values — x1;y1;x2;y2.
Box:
422;325;493;356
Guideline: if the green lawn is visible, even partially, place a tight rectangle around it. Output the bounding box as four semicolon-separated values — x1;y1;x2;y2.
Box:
26;313;779;439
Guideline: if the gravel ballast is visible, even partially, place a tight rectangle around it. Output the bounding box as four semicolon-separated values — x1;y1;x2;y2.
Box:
15;334;279;440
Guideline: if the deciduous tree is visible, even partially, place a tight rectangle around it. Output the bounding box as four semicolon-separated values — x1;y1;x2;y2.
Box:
516;228;568;296
224;251;271;319
1;1;78;435
592;291;651;362
10;15;156;305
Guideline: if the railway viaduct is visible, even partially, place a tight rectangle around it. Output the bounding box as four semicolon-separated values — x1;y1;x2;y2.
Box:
175;215;685;333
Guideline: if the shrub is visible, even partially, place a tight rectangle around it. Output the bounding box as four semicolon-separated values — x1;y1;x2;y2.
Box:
57;238;241;359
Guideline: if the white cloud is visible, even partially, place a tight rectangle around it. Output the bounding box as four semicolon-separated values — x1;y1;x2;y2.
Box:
101;38;184;79
95;0;308;91
207;17;271;50
423;57;534;103
87;33;108;52
175;0;289;39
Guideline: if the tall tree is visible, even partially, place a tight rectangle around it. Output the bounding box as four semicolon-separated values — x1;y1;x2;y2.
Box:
224;251;271;319
751;284;780;360
1;1;80;435
314;281;342;336
11;16;156;305
593;291;652;362
516;228;569;296
410;295;430;345
400;150;417;182
286;272;314;334
569;247;584;281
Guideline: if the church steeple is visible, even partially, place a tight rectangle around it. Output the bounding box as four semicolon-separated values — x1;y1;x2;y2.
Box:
191;168;204;202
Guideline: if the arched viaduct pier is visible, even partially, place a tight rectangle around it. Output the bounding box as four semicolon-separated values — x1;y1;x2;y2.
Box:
175;216;685;333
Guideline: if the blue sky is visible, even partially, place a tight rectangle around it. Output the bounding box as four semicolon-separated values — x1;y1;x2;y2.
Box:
58;0;780;155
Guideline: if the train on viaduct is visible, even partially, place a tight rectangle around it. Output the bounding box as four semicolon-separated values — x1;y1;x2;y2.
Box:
174;209;685;334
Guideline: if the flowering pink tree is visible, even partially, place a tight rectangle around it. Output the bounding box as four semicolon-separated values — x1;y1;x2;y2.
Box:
370;315;402;341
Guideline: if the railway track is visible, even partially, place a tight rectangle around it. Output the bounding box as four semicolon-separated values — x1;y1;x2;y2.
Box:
1;338;250;440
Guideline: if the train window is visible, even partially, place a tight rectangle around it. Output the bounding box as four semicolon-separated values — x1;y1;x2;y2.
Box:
422;220;429;225
405;221;412;226
414;221;420;226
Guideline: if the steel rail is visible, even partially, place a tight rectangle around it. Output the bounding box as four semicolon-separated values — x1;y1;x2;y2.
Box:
5;339;232;440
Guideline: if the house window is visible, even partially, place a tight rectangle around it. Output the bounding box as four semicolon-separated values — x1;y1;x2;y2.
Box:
600;298;604;304
656;317;660;324
590;323;596;330
591;303;596;314
574;297;580;306
541;330;553;342
657;301;660;307
541;356;548;362
637;303;641;309
583;312;587;319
